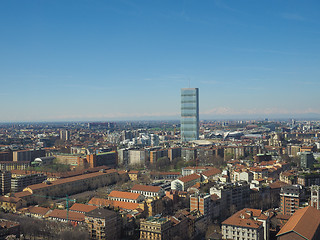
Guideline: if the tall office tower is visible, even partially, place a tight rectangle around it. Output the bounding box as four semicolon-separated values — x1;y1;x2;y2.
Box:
181;88;199;142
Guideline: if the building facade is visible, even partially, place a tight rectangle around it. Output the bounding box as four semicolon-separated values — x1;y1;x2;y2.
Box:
181;88;199;142
280;185;304;215
140;217;172;240
311;185;320;210
222;208;269;240
85;208;121;240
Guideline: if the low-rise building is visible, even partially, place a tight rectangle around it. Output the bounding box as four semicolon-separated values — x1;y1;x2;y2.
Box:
21;169;118;203
0;196;26;213
47;209;85;224
69;203;98;214
181;166;216;176
131;184;165;198
128;170;139;181
24;206;51;219
171;174;201;191
108;190;144;203
150;171;181;180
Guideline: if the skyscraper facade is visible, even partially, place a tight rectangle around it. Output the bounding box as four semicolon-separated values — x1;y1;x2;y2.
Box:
181;88;199;142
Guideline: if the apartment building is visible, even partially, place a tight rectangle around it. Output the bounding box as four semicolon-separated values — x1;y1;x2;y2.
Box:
11;173;46;192
140;217;172;240
85;208;121;240
168;147;181;161
86;151;117;168
0;171;11;195
129;150;146;165
190;193;220;220
222;208;269;240
280;184;304;215
297;172;320;187
12;149;45;162
210;181;250;212
150;149;168;164
0;161;29;171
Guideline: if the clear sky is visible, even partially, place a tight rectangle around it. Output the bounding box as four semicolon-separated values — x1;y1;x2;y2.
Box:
1;0;320;122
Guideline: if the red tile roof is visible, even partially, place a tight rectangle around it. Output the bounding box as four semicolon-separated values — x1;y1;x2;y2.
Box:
269;181;288;189
112;200;140;210
88;197;109;207
47;209;85;222
178;173;201;183
24;169;117;192
108;190;141;200
27;206;50;216
222;208;268;229
202;168;221;177
70;203;98;213
276;206;320;239
13;191;32;198
0;196;22;203
131;184;161;193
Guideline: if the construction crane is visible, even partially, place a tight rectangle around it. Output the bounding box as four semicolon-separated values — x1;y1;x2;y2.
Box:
32;194;76;222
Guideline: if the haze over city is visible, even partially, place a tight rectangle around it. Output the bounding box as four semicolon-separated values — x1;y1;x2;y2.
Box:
1;0;320;122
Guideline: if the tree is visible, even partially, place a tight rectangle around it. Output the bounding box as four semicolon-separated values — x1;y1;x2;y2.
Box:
156;157;170;171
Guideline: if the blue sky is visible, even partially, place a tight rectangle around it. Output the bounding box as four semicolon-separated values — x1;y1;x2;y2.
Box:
1;0;320;122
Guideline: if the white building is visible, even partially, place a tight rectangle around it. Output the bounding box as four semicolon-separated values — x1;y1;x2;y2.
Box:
130;184;165;198
171;173;201;191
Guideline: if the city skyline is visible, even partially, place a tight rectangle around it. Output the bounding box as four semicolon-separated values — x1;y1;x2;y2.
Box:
1;1;320;122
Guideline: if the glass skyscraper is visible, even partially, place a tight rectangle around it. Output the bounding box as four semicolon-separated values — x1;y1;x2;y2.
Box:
181;88;199;142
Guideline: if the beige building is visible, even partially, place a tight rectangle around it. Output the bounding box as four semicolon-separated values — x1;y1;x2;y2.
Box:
21;169;118;203
140;217;172;240
0;196;26;213
85;208;121;240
